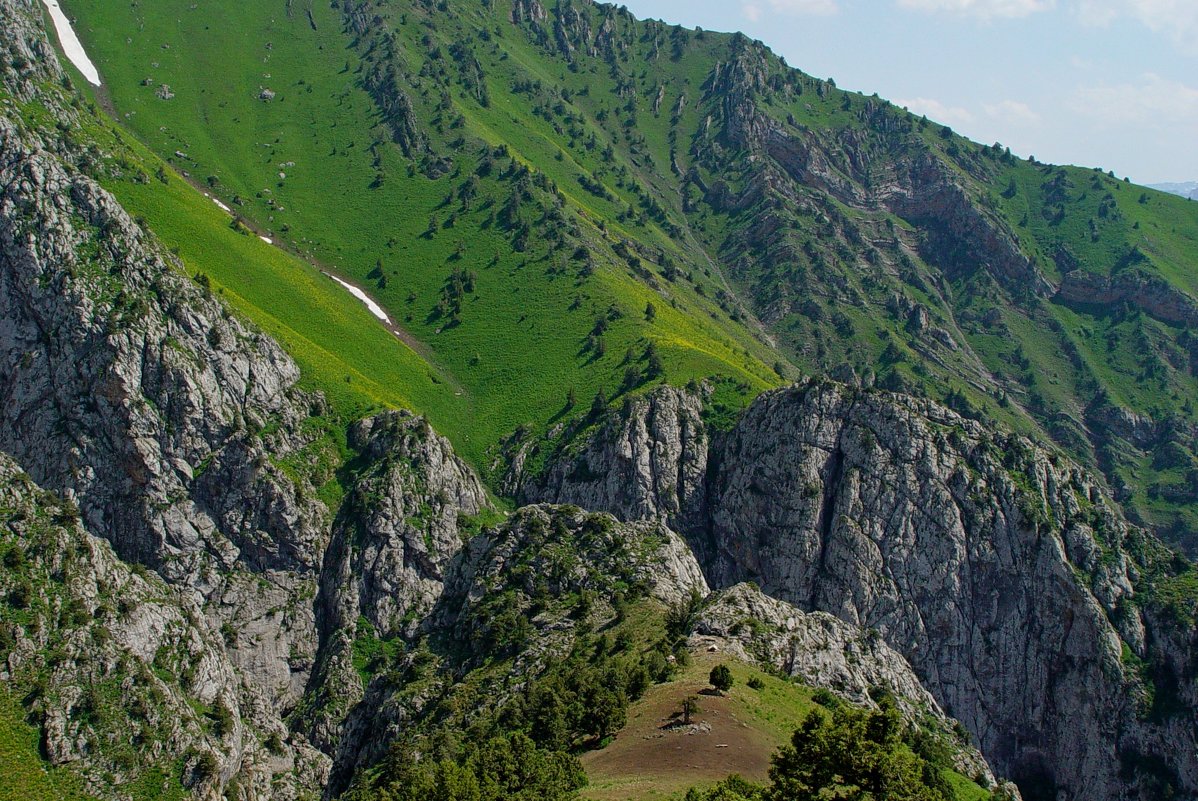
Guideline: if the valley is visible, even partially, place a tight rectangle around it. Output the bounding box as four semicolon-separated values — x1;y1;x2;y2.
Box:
0;1;1195;800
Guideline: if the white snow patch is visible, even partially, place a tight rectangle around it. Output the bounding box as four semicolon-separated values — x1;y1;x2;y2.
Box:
40;1;101;86
259;235;273;245
325;272;391;324
211;197;231;213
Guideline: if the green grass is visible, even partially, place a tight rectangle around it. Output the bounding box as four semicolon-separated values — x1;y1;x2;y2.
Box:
0;693;98;801
351;616;405;683
12;81;474;447
107;136;466;420
46;0;1198;548
944;769;995;801
582;650;991;801
61;0;782;471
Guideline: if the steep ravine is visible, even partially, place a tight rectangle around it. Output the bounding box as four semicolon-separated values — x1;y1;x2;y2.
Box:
2;2;1195;800
516;380;1198;800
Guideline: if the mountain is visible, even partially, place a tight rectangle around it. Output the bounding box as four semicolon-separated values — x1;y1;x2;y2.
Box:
1150;181;1198;200
1;0;1196;800
47;0;1198;554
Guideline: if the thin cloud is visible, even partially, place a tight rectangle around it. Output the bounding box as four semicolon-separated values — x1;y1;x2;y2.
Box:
742;0;838;22
1072;0;1198;52
896;97;977;127
984;99;1041;124
1070;73;1198;126
896;0;1053;19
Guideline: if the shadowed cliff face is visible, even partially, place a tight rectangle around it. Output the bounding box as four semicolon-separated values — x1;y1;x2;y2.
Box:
0;454;257;798
0;8;336;794
0;32;324;590
0;61;490;796
517;380;1198;800
0;3;492;796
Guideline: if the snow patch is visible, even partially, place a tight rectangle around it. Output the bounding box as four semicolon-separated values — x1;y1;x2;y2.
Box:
259;235;273;245
325;272;391;325
40;1;102;87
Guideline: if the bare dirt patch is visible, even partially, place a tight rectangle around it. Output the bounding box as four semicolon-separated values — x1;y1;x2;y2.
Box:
581;652;794;801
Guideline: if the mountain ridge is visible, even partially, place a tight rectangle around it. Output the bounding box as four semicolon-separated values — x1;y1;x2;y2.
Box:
1150;181;1198;201
55;0;1198;552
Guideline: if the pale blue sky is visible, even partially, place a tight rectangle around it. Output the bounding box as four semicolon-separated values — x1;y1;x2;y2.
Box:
620;0;1198;185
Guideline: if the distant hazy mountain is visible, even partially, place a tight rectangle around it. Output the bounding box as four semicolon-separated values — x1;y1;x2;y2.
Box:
1150;181;1198;199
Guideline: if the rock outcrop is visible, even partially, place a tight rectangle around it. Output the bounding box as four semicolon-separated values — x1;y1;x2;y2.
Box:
438;505;710;632
0;454;260;800
302;410;488;752
325;503;710;790
520;379;1198;800
0;3;338;793
336;412;489;639
1058;267;1198;327
695;583;943;718
520;386;709;535
694;582;996;785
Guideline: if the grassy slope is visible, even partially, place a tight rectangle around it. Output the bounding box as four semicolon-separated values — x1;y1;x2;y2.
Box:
0;694;98;801
681;35;1198;543
581;651;816;801
582;650;989;801
61;0;781;470
108;136;466;423
60;0;1198;542
31;1;475;443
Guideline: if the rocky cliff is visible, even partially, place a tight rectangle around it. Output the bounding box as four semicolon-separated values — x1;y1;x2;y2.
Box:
302;410;488;754
323;503;711;792
0;2;495;795
1057;267;1198;327
518;379;1198;800
0;453;328;799
693;582;1002;785
0;5;342;793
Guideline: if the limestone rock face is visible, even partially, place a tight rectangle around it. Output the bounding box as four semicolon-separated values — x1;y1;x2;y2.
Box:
0;7;503;797
694;582;997;786
0;0;61;101
695;583;942;717
440;505;711;626
4;2;1194;800
302;411;489;752
323;503;711;790
0;11;337;794
509;0;547;25
0;66;512;792
1058;267;1198;327
519;386;710;537
0;93;322;593
0;455;250;801
342;412;490;638
521;379;1198;800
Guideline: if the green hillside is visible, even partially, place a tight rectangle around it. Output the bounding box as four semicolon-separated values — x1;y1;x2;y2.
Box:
0;694;97;801
55;0;1198;548
61;0;782;471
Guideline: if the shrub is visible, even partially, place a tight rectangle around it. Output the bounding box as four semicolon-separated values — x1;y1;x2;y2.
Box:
710;664;734;693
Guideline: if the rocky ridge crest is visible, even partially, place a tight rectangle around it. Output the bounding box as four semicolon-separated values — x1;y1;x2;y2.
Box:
517;379;1198;799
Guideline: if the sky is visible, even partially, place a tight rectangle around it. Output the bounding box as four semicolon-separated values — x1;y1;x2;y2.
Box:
618;0;1198;185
